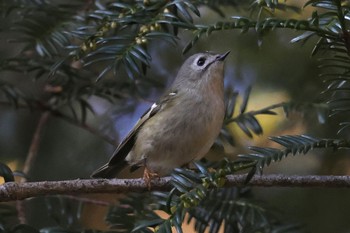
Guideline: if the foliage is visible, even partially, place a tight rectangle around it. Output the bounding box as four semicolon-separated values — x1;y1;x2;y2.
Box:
105;186;301;233
1;0;350;233
112;135;346;232
220;87;329;142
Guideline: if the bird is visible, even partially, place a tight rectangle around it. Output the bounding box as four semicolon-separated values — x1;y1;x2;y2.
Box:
91;51;230;183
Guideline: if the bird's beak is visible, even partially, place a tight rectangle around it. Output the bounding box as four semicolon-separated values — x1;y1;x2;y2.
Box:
216;51;230;61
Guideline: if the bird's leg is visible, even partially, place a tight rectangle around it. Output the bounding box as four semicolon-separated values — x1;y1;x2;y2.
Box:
143;166;159;190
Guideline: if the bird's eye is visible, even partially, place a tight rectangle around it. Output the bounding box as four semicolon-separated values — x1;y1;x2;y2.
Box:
197;57;206;66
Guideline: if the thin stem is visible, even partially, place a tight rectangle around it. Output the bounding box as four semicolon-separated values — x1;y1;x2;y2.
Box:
225;102;284;125
194;19;340;43
16;111;50;224
23;111;51;176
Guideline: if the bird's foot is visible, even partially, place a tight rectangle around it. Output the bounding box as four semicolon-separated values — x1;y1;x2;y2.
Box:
143;167;159;190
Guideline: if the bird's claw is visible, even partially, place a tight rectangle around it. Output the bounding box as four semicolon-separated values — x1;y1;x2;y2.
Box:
143;167;159;190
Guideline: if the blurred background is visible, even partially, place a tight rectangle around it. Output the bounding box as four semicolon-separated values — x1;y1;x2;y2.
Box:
1;0;350;232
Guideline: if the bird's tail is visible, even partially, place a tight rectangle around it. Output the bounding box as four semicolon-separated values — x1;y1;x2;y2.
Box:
91;160;128;178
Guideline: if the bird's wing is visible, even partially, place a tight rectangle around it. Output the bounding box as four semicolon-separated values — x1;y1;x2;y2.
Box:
108;102;161;165
91;91;177;178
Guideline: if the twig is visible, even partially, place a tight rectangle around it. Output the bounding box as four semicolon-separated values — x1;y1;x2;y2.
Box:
15;201;26;224
224;102;284;124
2;175;350;202
16;111;51;224
0;177;171;202
23;111;51;176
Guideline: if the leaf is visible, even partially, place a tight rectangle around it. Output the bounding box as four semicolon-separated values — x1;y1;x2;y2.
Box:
157;220;173;233
182;0;200;17
245;115;263;135
290;31;315;43
240;86;252;114
193;162;211;177
110;2;132;9
245;166;257;184
237;119;254;138
129;48;150;67
125;52;142;76
218;127;235;146
309;1;338;10
173;2;193;22
96;64;113;82
225;91;238;120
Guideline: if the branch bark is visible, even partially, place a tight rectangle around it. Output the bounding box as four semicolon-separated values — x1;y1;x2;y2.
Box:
2;174;350;202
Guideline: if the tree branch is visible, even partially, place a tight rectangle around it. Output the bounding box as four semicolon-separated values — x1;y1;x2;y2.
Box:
23;111;51;176
2;174;350;202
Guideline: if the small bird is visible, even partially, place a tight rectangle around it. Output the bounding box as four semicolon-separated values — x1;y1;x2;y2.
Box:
91;51;230;182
